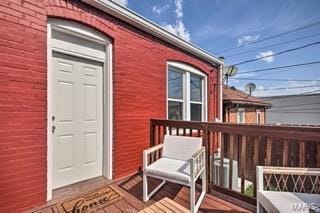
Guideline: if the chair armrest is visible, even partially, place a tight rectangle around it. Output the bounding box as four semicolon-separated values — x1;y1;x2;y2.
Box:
143;144;163;170
190;147;206;180
144;144;163;155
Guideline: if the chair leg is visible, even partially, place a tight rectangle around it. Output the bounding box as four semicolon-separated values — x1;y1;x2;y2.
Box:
190;182;196;213
191;171;207;213
143;173;148;202
143;173;166;202
257;201;264;213
202;168;206;195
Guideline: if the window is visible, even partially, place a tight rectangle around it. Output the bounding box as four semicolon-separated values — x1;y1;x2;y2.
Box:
167;62;207;121
256;110;261;124
237;108;245;124
168;70;184;120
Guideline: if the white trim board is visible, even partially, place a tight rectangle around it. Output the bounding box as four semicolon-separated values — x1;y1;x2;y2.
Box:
81;0;224;66
47;18;113;200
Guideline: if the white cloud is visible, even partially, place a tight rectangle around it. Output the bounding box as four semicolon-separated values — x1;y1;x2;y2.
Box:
174;0;183;18
236;72;257;78
161;0;191;41
237;35;260;46
112;0;128;6
163;20;191;41
256;50;274;63
152;4;170;15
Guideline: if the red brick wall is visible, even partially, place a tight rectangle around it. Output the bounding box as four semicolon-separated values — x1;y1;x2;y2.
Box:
0;0;219;211
224;107;266;124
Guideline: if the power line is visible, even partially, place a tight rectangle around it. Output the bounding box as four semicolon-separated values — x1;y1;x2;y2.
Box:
258;69;296;77
266;111;320;114
260;88;320;100
269;108;320;112
270;102;320;109
231;41;320;66
215;21;320;54
237;60;320;74
257;68;304;77
254;84;320;91
225;32;320;58
229;78;320;82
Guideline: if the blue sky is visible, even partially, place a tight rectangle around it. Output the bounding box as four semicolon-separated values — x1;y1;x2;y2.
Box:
114;0;320;97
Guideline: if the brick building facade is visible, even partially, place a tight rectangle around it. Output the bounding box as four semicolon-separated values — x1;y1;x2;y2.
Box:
223;86;271;124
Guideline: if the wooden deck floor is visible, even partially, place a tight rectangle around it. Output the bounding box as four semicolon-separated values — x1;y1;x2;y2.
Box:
31;174;251;213
114;174;251;213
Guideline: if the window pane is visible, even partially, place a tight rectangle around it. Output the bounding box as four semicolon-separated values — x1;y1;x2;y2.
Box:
257;112;261;124
190;74;202;102
168;69;183;99
237;109;245;123
191;103;202;121
168;101;183;120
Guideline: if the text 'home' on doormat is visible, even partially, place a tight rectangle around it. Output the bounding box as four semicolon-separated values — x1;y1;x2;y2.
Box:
33;185;123;213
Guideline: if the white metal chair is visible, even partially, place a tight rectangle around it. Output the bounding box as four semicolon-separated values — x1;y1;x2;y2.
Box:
143;135;206;213
256;166;320;213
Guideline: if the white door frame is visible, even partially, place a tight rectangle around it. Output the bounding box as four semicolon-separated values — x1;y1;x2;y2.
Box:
47;19;113;200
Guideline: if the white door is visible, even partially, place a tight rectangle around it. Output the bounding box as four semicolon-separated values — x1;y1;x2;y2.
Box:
52;52;103;189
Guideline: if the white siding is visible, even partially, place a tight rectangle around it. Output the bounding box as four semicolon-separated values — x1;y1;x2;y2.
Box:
262;94;320;125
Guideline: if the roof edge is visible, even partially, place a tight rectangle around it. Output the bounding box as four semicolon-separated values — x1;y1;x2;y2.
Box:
223;100;272;107
261;93;320;99
81;0;224;66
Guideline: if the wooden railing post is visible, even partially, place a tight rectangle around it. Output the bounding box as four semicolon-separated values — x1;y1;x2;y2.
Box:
266;138;272;166
282;139;289;167
150;120;155;163
202;123;210;192
228;134;234;190
150;119;155;147
253;136;259;197
240;135;246;193
219;133;225;187
299;140;305;167
317;143;320;168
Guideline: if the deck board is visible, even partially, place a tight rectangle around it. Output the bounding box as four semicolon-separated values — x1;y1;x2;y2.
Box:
113;199;138;212
139;197;189;213
116;174;251;213
30;174;252;213
103;204;122;213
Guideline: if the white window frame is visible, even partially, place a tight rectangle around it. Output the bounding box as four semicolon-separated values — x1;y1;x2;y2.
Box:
167;61;207;122
237;108;245;124
256;109;262;124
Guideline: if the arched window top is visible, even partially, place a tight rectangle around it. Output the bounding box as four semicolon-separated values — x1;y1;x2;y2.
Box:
48;18;113;62
48;18;111;44
167;61;206;77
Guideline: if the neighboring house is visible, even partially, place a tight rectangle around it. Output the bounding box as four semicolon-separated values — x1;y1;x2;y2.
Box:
0;0;224;211
262;93;320;125
223;86;271;124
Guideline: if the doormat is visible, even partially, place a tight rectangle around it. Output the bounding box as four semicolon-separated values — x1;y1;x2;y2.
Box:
33;186;123;213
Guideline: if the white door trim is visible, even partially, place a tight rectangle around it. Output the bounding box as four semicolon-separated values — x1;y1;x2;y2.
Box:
47;19;113;200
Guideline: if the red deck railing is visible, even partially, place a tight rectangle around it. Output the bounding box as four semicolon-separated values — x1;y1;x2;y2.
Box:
150;119;320;209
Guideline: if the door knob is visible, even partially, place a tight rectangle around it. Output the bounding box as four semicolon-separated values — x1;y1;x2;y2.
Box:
52;125;56;133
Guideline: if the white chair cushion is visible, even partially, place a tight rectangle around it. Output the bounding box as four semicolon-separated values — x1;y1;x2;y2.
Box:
162;135;202;161
145;157;191;184
258;191;320;212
